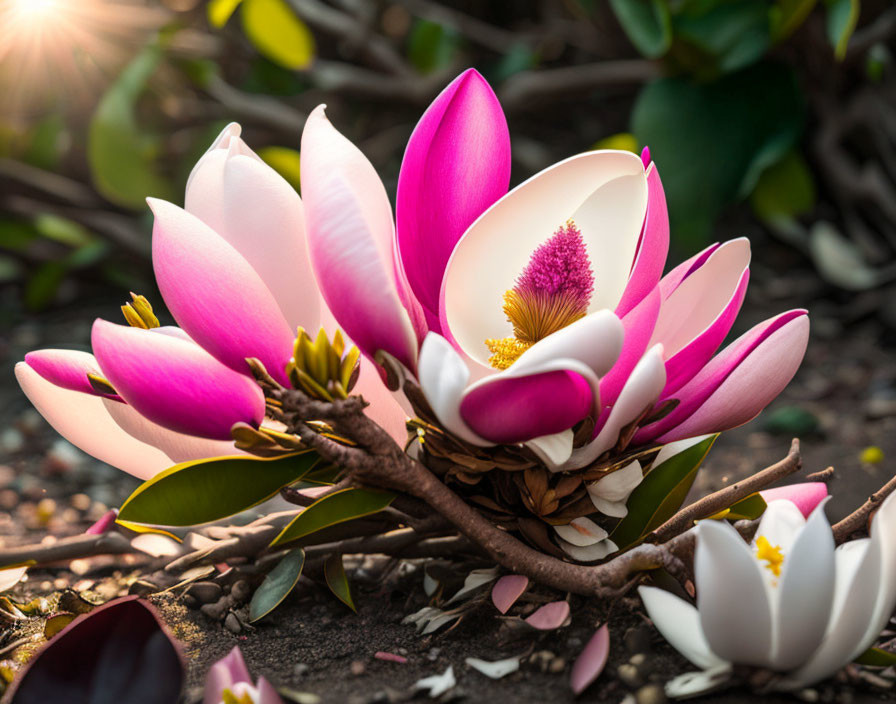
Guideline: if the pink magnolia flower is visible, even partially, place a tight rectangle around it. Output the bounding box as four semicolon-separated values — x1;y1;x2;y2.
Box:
300;69;810;470
205;646;283;704
16;125;406;480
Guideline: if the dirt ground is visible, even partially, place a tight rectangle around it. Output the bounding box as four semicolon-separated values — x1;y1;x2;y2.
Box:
1;236;896;702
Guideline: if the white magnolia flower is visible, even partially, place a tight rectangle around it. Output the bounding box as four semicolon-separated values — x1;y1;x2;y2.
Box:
640;492;896;696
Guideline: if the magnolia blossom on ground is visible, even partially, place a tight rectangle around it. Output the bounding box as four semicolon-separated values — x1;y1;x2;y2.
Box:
205;646;283;704
640;491;896;695
15;125;406;480
299;69;810;478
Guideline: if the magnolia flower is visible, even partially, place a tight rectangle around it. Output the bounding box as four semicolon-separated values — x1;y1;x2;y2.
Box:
16;125;406;480
299;69;810;475
205;647;283;704
639;492;896;696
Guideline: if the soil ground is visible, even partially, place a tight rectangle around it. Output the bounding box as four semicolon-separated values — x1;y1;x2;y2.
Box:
1;237;895;702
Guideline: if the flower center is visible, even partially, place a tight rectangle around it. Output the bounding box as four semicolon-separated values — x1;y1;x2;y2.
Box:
755;535;784;577
485;221;594;370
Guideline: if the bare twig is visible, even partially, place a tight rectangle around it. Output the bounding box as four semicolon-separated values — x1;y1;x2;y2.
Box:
806;466;835;482
647;439;802;544
832;472;896;543
0;532;134;569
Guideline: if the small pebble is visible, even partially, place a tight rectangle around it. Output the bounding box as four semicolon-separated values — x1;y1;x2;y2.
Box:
635;684;666;704
0;429;24;454
70;494;91;511
224;612;242;634
426;647;441;662
548;657;566;674
0;466;15;490
624;626;652;654
629;654;647;668
200;596;230;621
350;660;366;676
187;581;223;604
231;580;251;603
618;663;643;688
294;663;310;678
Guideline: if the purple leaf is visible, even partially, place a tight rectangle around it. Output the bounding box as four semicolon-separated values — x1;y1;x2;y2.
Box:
8;595;184;704
570;624;610;695
491;575;529;614
525;600;570;630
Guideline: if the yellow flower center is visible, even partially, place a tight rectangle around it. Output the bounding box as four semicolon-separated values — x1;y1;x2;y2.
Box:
485;221;594;370
755;535;784;577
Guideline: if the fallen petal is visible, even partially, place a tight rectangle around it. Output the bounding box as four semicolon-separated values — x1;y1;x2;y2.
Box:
491;575;529;614
465;656;520;679
525;601;571;630
570;624;610;695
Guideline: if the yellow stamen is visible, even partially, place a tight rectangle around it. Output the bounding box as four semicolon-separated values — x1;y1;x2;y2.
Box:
755;535;784;577
502;289;587;343
121;292;160;329
485;337;532;370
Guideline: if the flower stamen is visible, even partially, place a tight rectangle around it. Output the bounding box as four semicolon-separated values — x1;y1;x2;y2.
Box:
486;221;594;369
755;535;784;577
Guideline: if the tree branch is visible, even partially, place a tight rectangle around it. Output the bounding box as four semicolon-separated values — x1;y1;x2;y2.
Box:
647;439;802;544
832;471;896;543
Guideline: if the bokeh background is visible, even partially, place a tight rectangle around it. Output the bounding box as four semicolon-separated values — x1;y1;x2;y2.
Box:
1;0;895;519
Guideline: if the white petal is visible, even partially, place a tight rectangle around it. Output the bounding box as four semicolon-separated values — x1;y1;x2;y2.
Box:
664;665;734;699
0;567;27;592
651;434;714;468
590;497;628;518
588;459;643;503
527;430;574;471
415;666;456;698
101;398;239;463
511;309;623;378
441;150;647;366
783;538;880;689
752;499;807;554
638;586;726;670
695;520;774;667
465;656;520;679
557;537;617;562
15;362;173;480
565;345;666;470
859;489;896;652
774;498;835;669
554;517;608;547
417;333;491;446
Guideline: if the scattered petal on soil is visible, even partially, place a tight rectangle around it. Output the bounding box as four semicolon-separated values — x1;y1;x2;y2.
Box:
445;567;500;604
491;575;529;614
525;600;571;630
374;651;407;663
415;666;456;698
570;624;610;695
466;656;520;679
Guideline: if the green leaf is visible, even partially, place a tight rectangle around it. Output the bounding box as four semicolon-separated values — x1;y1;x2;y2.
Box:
249;548;305;622
610;435;718;549
826;0;860;60
25;261;66;311
324;554;356;612
722;492;767;521
671;1;771;76
257;146;301;191
770;0;818;41
854;647;896;667
88;45;176;209
407;20;459;74
592;132;640;153
118;452;319;527
33;214;95;248
241;0;315;70
609;0;672;58
632;61;803;250
271;488;395;547
208;0;243;28
749;150;816;222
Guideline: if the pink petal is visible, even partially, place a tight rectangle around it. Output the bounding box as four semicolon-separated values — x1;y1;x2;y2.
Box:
651;239;751;396
185;124;319;333
525;601;570;630
149;198;294;385
102;397;240;463
300;106;420;371
652;311;809;443
658;242;721;300
91;320;265;440
85;509;118;535
24;349;116;399
397;69;510;331
570;624;610;695
760;483;828;519
204;647;252;704
374;652;408;664
460;369;594;444
615;162;669;318
15;362;173;479
491;575;529;614
256;676;285;704
599;286;661;407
